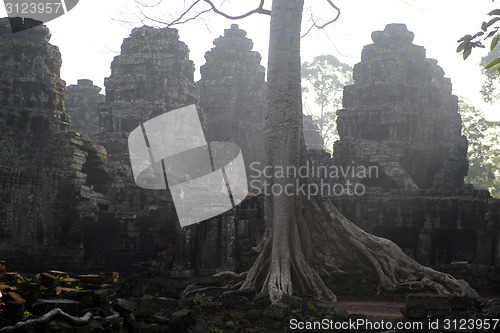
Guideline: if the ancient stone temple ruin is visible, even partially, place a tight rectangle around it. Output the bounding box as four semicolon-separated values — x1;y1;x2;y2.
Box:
65;79;104;138
331;24;500;267
1;17;499;285
335;24;468;191
97;26;200;163
0;18;103;268
198;24;266;187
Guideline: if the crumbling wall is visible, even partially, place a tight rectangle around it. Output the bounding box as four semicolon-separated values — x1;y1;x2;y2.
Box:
0;18;99;269
66;79;104;138
0;19;185;272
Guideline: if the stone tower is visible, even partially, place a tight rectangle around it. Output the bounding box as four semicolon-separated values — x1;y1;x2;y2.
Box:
334;24;468;191
198;24;266;188
0;18;68;134
0;18;102;268
98;26;200;163
66;79;104;138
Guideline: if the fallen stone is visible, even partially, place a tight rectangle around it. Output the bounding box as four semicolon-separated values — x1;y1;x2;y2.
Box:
400;307;427;319
281;294;304;308
252;292;271;309
2;302;25;322
170;309;195;332
155;297;179;312
32;299;80;315
221;289;254;309
201;300;218;311
245;309;264;321
449;296;481;310
60;277;80;286
115;276;144;297
40;272;59;288
65;290;94;308
14;283;37;306
126;295;158;317
7;291;26;303
85;318;105;331
49;270;69;277
406;294;450;310
2;273;23;284
112;298;137;314
313;302;334;314
93;288;112;304
486;305;500;318
78;274;105;285
263;303;291;320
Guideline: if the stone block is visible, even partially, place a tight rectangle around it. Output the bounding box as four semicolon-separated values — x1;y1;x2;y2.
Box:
221;289;254;309
2;302;25;322
112;298;137;314
32;299;80;315
155;297;179;312
263;303;291;320
406;294;450;310
449;296;481;310
245;309;263;321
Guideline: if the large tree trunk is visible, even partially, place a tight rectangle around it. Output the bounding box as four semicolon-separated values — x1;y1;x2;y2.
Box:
239;0;479;303
241;0;334;303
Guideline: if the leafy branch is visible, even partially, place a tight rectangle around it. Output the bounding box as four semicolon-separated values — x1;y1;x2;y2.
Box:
458;8;500;73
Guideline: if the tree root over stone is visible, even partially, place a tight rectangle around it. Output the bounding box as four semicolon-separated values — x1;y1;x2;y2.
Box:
184;189;480;304
238;192;480;303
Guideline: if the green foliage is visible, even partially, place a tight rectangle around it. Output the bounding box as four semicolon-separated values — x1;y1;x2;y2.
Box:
301;55;353;153
480;46;500;103
459;99;500;197
22;310;32;321
225;317;242;332
458;6;500;74
191;292;205;313
208;328;224;333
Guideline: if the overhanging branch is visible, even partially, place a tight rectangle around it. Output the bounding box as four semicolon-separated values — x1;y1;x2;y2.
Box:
204;0;271;19
302;0;340;38
137;0;270;28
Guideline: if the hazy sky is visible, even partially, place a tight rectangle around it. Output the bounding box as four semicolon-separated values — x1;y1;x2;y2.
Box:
1;0;498;119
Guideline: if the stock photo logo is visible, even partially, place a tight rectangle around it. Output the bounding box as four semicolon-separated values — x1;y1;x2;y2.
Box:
128;105;249;228
4;0;79;32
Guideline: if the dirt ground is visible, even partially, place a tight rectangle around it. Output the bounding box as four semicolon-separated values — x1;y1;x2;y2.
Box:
335;299;405;319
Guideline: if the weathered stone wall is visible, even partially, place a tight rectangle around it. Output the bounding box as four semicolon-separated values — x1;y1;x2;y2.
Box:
0;18;68;134
0;18;99;268
330;189;498;265
334;24;468;192
97;26;200;163
198;24;266;189
0;20;188;273
2;18;498;278
66;79;104;138
433;264;500;296
90;24;263;276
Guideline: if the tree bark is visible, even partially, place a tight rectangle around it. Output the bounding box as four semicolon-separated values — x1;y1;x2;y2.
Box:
241;0;335;303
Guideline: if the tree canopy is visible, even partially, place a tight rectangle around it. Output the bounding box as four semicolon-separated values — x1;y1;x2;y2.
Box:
459;99;500;197
301;54;353;153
